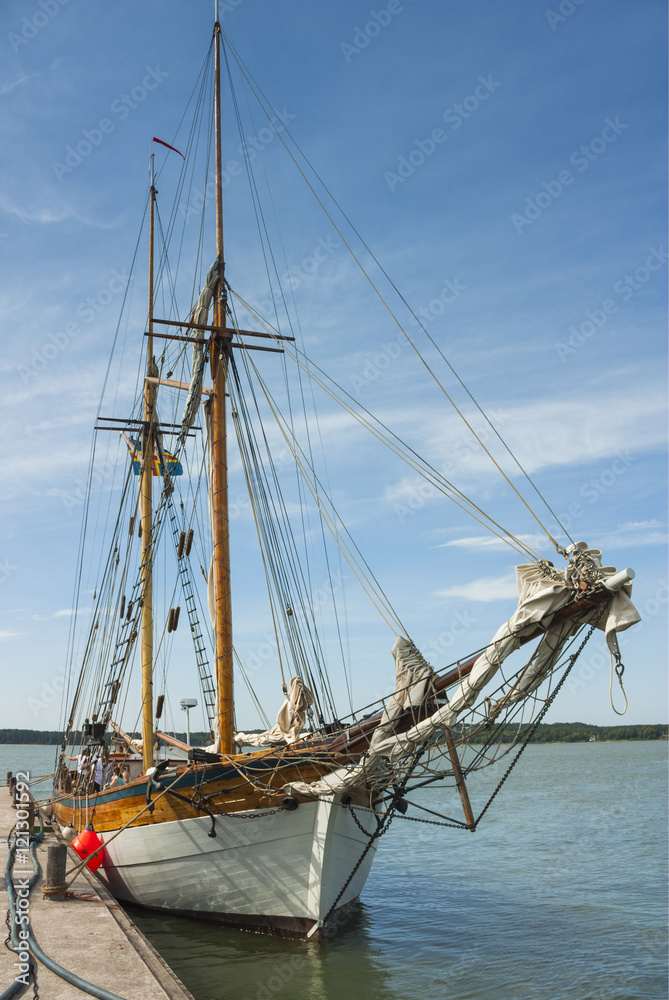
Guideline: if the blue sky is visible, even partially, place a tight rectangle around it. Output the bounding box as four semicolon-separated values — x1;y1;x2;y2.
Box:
0;0;666;734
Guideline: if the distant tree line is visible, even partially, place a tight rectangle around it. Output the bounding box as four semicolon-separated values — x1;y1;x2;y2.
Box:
458;722;668;744
0;729;247;746
1;723;667;746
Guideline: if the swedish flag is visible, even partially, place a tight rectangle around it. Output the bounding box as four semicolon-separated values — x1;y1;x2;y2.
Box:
127;439;183;477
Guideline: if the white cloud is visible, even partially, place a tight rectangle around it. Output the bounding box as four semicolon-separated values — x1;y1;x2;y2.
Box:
436;574;518;602
591;521;668;552
378;386;667;484
0;73;32;97
0;630;20;641
438;533;548;553
31;607;92;622
0;192;122;229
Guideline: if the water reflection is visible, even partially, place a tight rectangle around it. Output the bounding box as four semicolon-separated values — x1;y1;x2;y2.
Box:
124;901;397;1000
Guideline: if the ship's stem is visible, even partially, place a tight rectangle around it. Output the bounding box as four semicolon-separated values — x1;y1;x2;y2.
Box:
141;153;156;773
211;17;234;753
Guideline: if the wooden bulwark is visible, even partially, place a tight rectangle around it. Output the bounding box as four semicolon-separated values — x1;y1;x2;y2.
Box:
52;747;361;835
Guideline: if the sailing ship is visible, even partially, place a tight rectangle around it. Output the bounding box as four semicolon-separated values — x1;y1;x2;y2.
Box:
49;9;641;940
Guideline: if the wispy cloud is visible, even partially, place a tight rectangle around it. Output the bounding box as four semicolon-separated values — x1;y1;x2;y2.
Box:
438;533;548;552
0;192;122;229
437;574;518;602
0;630;20;641
591;521;668;552
0;58;64;97
30;607;91;622
0;72;33;97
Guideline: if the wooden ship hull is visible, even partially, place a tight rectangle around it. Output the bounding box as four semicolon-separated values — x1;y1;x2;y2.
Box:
53;753;381;939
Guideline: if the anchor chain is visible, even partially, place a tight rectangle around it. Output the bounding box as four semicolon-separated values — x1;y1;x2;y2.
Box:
473;605;608;829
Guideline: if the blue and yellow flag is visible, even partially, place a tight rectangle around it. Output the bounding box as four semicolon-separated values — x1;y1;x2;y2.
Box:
126;439;183;477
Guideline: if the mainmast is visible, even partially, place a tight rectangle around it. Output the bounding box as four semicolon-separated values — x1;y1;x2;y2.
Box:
211;11;234;754
140;151;157;773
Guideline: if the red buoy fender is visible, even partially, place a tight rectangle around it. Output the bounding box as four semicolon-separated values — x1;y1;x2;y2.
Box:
71;825;104;871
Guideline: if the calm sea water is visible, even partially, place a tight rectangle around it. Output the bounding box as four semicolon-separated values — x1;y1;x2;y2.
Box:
3;742;667;1000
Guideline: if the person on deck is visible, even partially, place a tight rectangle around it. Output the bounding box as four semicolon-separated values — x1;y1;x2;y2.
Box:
107;766;124;789
63;748;92;791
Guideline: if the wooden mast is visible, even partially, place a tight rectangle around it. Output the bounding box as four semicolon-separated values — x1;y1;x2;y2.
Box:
140;152;157;773
211;11;234;754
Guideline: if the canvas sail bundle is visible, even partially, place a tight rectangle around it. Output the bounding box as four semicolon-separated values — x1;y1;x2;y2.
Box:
285;547;640;797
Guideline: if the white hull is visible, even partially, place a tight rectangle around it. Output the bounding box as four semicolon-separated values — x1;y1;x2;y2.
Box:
96;795;379;937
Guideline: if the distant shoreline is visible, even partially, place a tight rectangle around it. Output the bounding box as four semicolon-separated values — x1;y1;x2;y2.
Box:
2;739;667;746
1;722;667;747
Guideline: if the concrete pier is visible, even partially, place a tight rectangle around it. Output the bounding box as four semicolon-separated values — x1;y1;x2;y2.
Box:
1;784;194;1000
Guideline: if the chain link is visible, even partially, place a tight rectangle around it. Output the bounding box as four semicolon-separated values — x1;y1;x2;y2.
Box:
343;802;381;838
319;746;428;934
473;607;608;828
392;811;466;830
226;806;285;820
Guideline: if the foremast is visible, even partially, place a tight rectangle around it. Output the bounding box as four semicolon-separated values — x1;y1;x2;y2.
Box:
211;12;234;754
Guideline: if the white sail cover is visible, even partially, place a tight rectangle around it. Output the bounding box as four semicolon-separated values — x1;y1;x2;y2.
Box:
179;259;221;446
236;676;315;747
285;546;640;797
369;636;435;748
285;636;435;796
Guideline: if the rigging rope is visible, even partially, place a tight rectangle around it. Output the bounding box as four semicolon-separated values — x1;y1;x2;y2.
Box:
219;29;568;556
228;289;542;563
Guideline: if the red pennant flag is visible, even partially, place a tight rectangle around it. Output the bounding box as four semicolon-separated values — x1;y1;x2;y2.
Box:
152;137;185;159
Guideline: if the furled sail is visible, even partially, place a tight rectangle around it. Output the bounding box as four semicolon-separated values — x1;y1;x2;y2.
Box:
285;636;435;796
179;258;221;446
235;676;315;746
286;548;640;796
